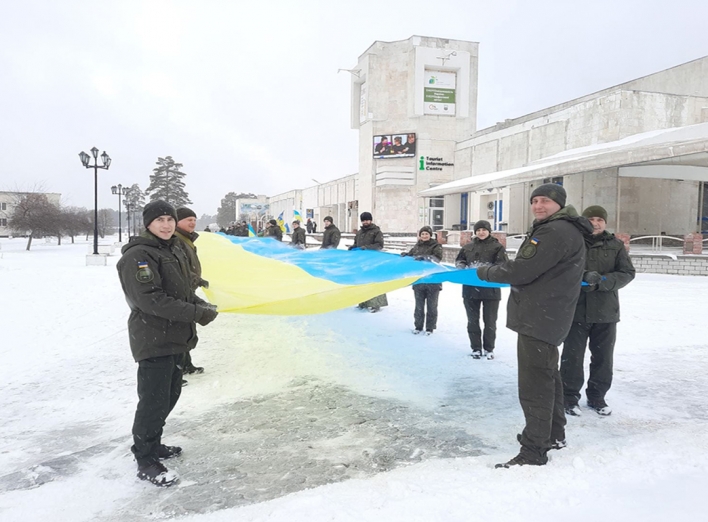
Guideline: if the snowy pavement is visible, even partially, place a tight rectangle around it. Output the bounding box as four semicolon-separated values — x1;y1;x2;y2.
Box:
0;237;706;521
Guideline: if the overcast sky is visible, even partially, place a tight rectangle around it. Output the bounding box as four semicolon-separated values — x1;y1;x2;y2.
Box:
1;0;706;216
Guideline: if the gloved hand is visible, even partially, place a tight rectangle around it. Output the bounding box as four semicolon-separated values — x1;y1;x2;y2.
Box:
400;252;408;257
199;278;210;289
583;271;602;286
348;246;360;251
455;263;466;269
414;256;425;261
196;305;218;326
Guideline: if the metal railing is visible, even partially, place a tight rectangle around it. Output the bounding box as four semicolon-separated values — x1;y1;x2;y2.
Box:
629;235;684;252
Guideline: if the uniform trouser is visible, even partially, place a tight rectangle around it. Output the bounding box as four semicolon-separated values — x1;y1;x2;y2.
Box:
517;334;566;463
132;353;185;467
359;294;388;309
413;284;441;331
560;321;617;406
463;297;500;352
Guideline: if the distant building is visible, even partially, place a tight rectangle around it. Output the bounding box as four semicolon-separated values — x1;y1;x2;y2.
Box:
0;191;61;237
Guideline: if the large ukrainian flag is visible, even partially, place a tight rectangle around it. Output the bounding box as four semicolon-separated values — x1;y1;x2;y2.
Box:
198;232;503;315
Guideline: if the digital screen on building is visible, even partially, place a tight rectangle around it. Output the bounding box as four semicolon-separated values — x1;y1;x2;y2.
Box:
373;133;417;159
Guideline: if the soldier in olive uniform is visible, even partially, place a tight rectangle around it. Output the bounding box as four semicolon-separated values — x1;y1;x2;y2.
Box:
320;216;341;249
265;219;283;241
290;220;306;249
561;205;635;417
350;212;388;312
477;184;593;468
117;201;219;487
402;225;443;334
455;220;508;359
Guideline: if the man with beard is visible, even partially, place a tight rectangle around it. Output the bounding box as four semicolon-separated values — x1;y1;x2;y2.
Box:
349;212;387;312
174;207;209;378
477;184;593;468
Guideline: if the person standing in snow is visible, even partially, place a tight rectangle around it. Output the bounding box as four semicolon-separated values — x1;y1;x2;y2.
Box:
561;205;635;417
174;207;209;379
401;226;443;334
350;212;388;312
117;201;219;487
290;220;306;249
477;184;593;468
320;216;341;249
264;219;283;241
455;220;508;359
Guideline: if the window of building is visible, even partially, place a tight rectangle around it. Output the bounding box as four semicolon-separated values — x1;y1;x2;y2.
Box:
0;218;7;227
542;177;563;186
0;202;6;210
427;197;445;231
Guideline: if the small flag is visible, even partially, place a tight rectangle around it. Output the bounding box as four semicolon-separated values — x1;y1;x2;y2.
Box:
277;211;287;233
293;210;304;224
530;237;539;245
137;261;148;269
248;224;256;237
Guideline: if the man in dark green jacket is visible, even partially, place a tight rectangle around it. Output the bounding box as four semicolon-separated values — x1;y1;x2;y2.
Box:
117;201;218;487
350;212;387;312
477;184;593;468
175;207;209;377
402;225;443;334
455;220;508;359
265;219;283;241
290;220;306;249
561;205;635;417
320;216;341;249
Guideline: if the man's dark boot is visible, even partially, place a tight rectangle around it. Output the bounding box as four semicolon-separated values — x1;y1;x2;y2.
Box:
137;462;179;487
156;444;182;460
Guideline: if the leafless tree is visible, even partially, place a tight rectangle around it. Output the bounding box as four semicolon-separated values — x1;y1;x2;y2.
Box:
8;193;60;250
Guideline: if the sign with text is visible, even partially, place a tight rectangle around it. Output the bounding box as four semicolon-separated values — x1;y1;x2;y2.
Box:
424;71;456;116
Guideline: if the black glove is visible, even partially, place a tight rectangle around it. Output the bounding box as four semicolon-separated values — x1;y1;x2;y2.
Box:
348;245;360;251
414;256;425;261
400;252;408;257
583;271;602;286
477;266;490;281
199;278;210;289
196;305;218;326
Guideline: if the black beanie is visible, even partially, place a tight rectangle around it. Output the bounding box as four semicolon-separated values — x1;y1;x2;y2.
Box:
530;183;566;208
582;205;608;222
324;216;333;223
360;212;373;221
268;219;277;226
418;225;433;237
143;201;177;227
473;220;492;233
176;207;196;222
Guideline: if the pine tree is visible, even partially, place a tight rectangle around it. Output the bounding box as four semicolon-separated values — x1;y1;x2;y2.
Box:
145;156;192;207
217;192;257;227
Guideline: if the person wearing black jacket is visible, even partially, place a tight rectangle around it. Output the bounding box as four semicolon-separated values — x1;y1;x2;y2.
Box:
290;220;306;249
561;205;635;417
455;220;508;359
320;216;341;249
117;201;219;487
350;212;387;312
265;219;283;241
477;184;593;469
402;226;443;334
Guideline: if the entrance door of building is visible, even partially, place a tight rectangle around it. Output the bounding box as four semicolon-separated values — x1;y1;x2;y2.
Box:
428;196;445;231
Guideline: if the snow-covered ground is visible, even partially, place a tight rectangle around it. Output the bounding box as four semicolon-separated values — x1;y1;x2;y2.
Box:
0;236;705;521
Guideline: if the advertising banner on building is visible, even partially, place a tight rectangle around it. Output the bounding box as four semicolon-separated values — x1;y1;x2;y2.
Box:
240;203;269;216
373;133;417;159
424;71;456;116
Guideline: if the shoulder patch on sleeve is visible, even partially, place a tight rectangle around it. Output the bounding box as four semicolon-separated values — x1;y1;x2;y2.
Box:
519;243;537;259
136;261;154;283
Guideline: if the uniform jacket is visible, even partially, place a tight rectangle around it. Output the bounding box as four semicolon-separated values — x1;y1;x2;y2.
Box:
574;231;635;323
477;206;593;346
354;223;384;250
321;224;341;249
404;238;444;290
174;228;203;291
291;227;306;247
455;236;508;301
117;231;211;362
265;225;283;241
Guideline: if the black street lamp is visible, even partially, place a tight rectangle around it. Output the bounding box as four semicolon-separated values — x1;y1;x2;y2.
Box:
111;184;128;242
79;147;111;255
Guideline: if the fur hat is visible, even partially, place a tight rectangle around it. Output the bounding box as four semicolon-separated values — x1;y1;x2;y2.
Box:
418;225;434;237
176;207;196;222
530;183;567;208
360;212;373;222
473;220;492;233
143;201;177;228
582;205;608;222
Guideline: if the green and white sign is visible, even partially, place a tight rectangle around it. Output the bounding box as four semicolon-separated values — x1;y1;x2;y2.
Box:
424;71;456;116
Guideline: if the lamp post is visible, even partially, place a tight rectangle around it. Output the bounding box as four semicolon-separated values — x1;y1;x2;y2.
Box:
111;184;127;242
79;147;111;255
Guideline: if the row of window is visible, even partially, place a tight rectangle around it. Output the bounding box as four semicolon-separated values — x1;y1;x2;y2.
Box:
0;218;7;227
